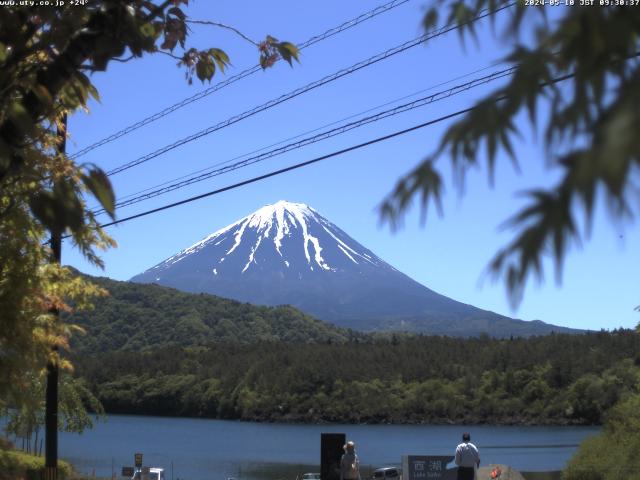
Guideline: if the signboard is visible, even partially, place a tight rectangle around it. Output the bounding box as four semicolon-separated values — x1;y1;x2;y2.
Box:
122;467;134;477
135;453;143;468
402;455;456;480
321;433;345;480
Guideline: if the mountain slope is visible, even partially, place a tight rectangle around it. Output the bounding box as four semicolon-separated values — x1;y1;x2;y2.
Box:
67;274;354;354
131;201;578;337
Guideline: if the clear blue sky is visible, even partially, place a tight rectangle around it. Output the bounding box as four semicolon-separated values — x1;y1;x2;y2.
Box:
65;0;640;332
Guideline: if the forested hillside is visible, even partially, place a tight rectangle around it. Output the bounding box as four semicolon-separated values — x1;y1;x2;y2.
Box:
75;330;640;425
66;275;356;353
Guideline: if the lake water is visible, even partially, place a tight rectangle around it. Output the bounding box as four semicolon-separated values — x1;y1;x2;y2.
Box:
47;415;601;480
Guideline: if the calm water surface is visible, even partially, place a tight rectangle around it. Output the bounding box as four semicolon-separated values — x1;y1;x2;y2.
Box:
56;415;599;480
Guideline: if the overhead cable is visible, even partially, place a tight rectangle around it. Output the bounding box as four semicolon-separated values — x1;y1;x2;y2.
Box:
90;68;577;231
92;66;517;216
97;107;480;229
108;60;507;208
69;0;412;160
66;54;640;238
105;3;516;177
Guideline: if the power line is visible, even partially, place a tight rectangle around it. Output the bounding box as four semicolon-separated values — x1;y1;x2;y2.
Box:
68;0;412;160
105;60;506;209
65;51;640;241
97;107;478;229
105;3;515;177
92;66;517;216
92;68;577;232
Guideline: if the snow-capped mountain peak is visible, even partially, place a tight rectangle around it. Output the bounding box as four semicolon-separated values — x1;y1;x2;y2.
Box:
240;200;327;268
131;200;575;337
143;201;384;280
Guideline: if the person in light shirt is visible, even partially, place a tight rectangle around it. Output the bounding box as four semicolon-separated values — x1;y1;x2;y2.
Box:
454;432;480;480
340;441;361;480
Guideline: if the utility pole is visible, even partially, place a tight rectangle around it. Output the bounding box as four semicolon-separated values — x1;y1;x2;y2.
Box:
45;112;67;480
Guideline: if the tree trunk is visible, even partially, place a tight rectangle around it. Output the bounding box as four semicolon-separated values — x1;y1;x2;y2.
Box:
34;427;39;456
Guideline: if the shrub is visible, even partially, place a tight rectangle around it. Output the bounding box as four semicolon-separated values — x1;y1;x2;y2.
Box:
563;393;640;480
0;448;73;480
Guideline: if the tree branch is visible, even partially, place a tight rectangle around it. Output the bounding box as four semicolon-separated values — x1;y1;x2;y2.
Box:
185;19;259;46
0;2;176;167
156;50;183;61
110;55;135;63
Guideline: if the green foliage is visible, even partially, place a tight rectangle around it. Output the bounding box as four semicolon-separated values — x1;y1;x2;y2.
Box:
0;244;108;410
0;448;73;480
2;371;105;454
563;393;640;480
259;36;300;69
382;0;640;305
0;1;298;248
66;275;355;354
79;167;115;220
0;1;297;413
74;329;640;424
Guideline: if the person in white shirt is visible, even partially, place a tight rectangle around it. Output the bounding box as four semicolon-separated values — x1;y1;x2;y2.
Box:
340;441;361;480
455;432;480;480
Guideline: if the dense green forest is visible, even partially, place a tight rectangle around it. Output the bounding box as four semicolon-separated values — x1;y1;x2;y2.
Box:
75;330;640;425
66;274;640;427
66;275;357;353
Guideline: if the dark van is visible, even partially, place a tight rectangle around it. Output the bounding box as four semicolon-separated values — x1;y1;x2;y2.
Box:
372;467;401;480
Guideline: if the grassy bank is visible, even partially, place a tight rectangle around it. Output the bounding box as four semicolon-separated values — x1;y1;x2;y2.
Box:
0;439;74;480
0;449;74;480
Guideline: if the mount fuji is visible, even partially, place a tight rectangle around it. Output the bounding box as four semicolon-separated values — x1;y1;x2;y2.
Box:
131;201;576;337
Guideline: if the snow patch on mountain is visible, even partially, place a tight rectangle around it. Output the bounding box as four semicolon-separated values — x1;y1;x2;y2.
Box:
242;235;263;273
146;200;389;276
321;223;373;266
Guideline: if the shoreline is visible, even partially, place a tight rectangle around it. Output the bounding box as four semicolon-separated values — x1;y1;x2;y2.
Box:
0;436;568;480
7;416;592;479
95;409;601;427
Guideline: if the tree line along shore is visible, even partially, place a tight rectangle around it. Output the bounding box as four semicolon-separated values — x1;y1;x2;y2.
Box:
73;329;640;425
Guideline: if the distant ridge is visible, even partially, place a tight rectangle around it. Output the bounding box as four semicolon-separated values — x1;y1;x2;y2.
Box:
67;274;354;354
131;200;581;337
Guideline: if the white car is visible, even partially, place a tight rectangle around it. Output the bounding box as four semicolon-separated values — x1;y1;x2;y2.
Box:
133;467;165;480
